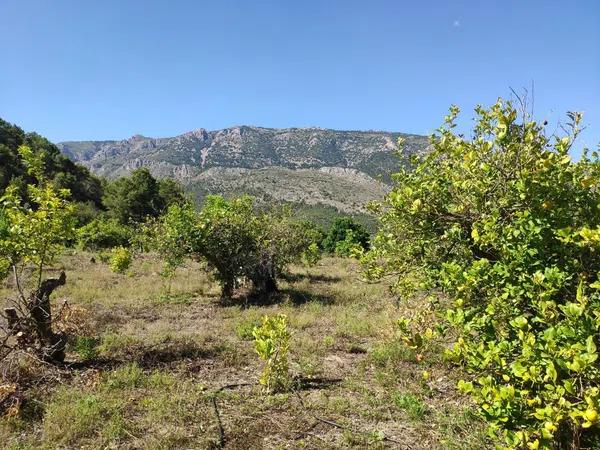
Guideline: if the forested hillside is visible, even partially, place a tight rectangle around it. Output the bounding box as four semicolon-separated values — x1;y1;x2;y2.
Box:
0;118;103;209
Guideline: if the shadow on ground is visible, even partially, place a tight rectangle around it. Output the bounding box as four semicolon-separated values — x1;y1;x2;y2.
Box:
281;272;342;284
66;340;224;371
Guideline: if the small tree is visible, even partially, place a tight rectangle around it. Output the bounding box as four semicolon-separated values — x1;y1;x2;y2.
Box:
253;314;291;393
246;209;322;295
103;168;164;224
1;146;74;362
150;202;202;292
154;197;319;299
196;196;260;298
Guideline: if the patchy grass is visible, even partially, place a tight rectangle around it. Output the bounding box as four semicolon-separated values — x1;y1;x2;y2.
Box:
0;253;492;449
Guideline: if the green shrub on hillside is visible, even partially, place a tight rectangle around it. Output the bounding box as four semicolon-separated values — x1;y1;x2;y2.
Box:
0;118;103;209
363;100;600;449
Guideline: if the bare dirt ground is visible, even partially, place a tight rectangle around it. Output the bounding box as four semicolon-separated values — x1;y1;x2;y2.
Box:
1;253;491;449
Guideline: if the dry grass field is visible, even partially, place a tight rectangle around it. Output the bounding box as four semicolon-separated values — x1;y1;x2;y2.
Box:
1;253;492;449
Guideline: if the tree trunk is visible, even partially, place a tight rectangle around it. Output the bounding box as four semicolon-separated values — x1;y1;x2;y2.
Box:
221;279;234;300
4;308;19;332
263;275;278;294
249;251;279;299
27;272;67;362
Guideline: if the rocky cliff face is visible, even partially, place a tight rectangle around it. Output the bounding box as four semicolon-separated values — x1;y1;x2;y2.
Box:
58;126;428;214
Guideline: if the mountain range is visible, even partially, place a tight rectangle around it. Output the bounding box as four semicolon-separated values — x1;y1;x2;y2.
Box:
57;126;428;218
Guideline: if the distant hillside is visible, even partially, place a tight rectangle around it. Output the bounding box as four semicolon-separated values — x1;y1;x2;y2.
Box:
58;126;428;215
0;118;103;207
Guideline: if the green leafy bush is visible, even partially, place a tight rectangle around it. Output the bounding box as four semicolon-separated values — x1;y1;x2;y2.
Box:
252;314;291;393
322;217;369;255
185;195;259;298
364;100;600;449
77;217;132;250
109;246;132;274
333;229;364;257
302;242;321;266
245;206;322;295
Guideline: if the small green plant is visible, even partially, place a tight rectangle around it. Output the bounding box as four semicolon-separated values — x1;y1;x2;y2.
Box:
392;392;427;420
323;335;335;347
109;246;132;274
301;242;321;266
236;317;261;341
72;336;100;360
252;314;291;393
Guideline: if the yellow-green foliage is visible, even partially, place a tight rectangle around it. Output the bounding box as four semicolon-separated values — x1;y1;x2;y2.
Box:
302;242;321;267
109;246;132;274
77;217;132;250
0;145;74;281
365;100;600;449
252;314;291;393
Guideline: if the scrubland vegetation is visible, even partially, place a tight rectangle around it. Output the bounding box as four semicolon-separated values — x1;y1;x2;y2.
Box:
1;254;486;449
1;99;600;449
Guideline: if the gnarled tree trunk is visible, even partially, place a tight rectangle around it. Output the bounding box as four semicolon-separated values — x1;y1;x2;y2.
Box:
250;252;278;298
27;271;67;362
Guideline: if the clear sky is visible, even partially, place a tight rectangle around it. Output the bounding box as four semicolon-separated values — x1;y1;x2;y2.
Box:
1;0;599;151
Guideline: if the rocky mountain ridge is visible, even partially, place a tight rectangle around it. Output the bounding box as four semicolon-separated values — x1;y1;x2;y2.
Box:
58;126;429;215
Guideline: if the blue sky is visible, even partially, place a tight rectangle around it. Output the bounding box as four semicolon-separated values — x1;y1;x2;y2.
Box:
1;0;598;151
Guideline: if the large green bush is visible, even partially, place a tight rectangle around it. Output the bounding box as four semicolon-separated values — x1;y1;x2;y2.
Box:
322;217;369;255
77;217;133;250
363;100;600;449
